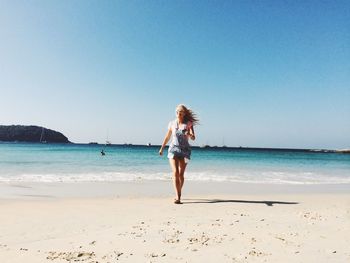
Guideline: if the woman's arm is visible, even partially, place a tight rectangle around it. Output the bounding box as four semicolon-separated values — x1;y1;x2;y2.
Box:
159;129;172;155
188;126;196;141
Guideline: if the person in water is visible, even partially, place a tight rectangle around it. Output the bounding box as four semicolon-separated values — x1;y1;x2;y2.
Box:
101;149;105;156
159;104;199;204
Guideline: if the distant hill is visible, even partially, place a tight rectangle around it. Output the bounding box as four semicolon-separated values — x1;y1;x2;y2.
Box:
0;125;70;143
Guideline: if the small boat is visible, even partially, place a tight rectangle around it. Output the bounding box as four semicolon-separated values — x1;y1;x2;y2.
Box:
40;127;47;143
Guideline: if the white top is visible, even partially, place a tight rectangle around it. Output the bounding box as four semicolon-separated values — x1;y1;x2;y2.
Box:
167;120;193;133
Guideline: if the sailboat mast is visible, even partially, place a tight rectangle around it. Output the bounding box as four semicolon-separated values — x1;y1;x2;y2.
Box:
40;127;45;142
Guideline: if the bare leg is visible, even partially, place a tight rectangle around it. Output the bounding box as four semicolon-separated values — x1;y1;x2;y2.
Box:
169;158;181;203
178;158;187;192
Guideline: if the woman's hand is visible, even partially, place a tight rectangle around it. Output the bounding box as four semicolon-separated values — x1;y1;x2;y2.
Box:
187;134;195;140
188;126;195;141
159;129;171;156
187;130;195;140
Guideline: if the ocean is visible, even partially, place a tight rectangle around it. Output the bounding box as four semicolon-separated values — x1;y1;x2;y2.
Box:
0;142;349;185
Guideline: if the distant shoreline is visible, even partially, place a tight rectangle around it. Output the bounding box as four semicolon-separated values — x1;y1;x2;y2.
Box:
1;140;349;153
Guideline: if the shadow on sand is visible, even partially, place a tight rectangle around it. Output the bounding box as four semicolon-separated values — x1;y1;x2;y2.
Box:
182;199;299;206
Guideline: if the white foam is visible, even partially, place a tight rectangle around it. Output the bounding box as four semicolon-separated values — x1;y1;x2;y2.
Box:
1;170;349;185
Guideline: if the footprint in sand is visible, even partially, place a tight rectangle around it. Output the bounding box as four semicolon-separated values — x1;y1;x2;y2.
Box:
163;230;182;244
46;251;96;261
248;249;269;257
145;253;166;258
299;211;325;221
250;237;257;244
102;251;126;261
130;224;147;238
188;232;210;246
211;219;222;226
274;235;294;245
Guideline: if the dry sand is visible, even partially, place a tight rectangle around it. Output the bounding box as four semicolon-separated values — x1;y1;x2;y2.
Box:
0;182;349;262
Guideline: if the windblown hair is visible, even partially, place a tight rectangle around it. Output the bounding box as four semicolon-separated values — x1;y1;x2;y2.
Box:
176;104;199;126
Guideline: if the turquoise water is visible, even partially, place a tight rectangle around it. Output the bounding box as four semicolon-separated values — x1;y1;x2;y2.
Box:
0;142;349;184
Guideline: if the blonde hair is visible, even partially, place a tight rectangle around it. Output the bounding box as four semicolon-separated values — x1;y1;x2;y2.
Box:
176;104;199;126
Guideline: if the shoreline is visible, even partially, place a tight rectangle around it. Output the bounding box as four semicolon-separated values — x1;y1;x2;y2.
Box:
0;180;349;200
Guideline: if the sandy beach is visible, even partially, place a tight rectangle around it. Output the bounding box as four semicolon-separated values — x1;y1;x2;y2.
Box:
0;181;349;263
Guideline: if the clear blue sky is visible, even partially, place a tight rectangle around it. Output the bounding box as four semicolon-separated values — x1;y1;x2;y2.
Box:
1;0;349;149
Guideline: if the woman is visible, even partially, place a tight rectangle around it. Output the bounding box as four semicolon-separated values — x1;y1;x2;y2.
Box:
159;104;199;204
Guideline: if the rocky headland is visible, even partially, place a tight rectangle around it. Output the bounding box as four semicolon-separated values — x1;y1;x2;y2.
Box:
0;125;70;143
